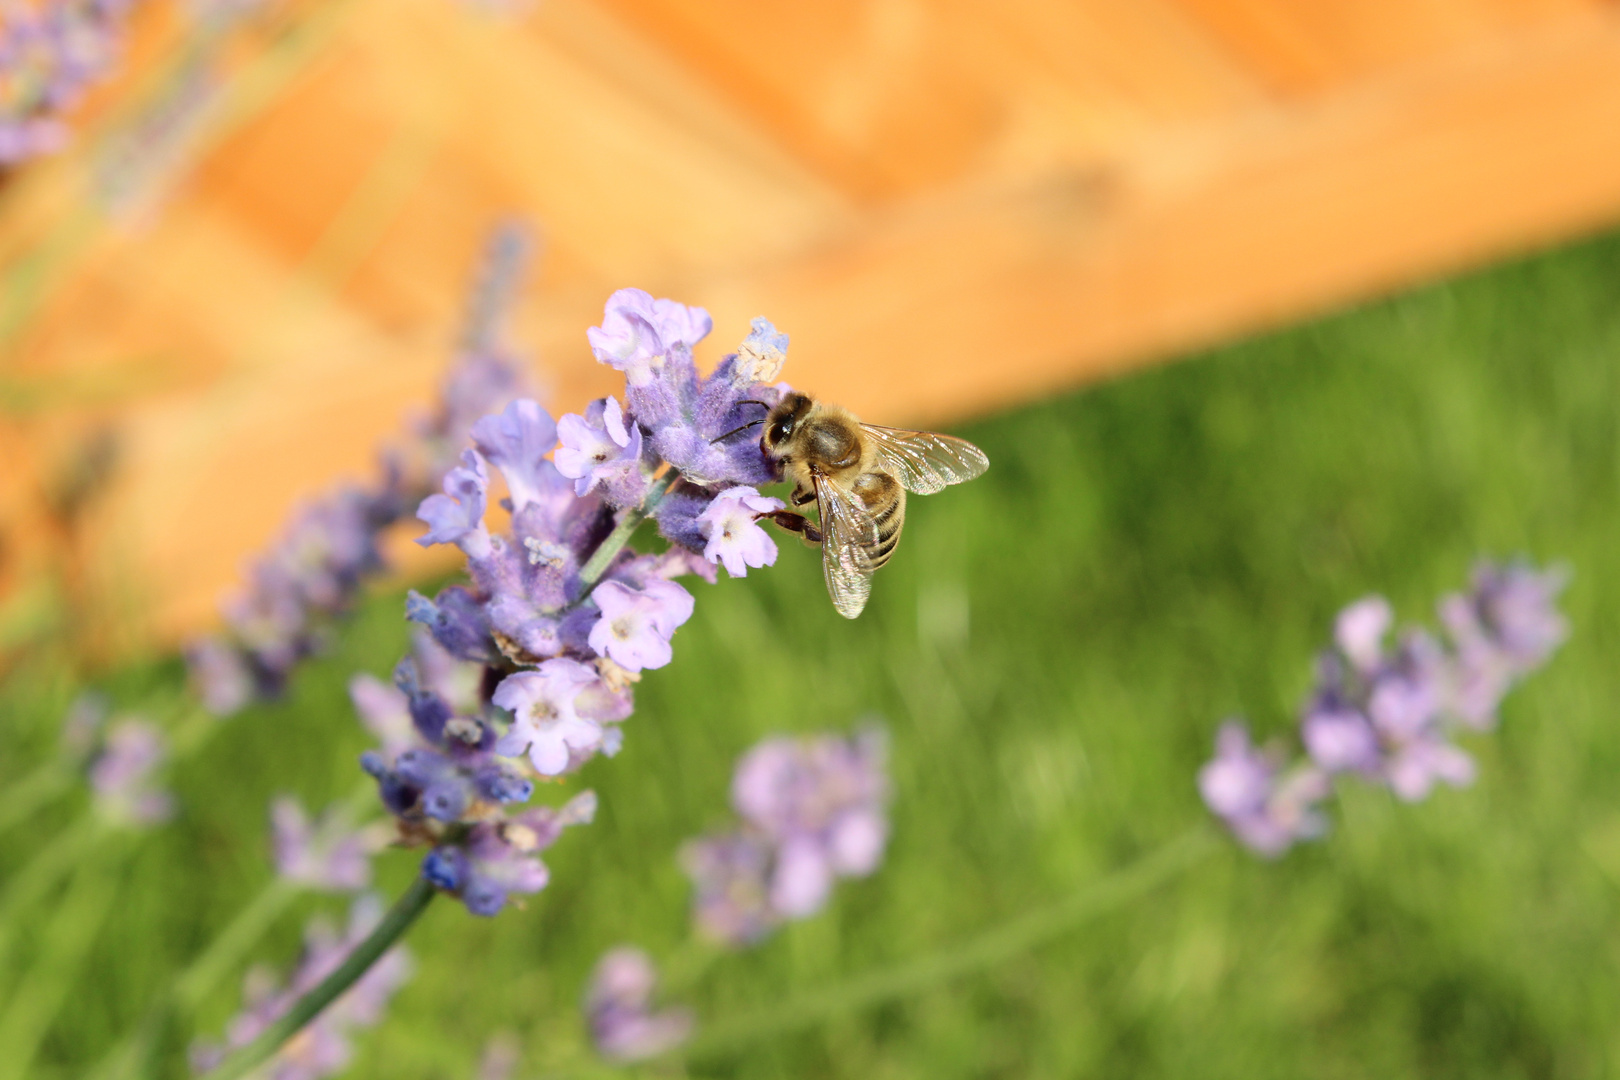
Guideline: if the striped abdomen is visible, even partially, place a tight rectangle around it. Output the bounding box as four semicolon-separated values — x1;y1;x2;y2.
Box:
852;471;906;570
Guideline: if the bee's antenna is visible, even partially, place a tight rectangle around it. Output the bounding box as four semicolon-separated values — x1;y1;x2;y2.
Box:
711;417;765;444
735;399;772;411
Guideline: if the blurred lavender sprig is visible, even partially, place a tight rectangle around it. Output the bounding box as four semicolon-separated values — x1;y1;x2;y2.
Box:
683;728;890;945
0;0;139;166
184;225;534;715
1200;560;1568;856
271;796;382;893
584;948;694;1064
88;717;174;827
192;895;412;1080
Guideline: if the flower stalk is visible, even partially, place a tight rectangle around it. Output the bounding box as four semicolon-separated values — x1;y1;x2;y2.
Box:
205;875;437;1080
574;471;676;590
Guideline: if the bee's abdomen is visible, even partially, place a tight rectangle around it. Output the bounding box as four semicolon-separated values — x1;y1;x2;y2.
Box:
853;472;905;570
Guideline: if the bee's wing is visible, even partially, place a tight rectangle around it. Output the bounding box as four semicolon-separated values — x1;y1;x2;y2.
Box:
812;470;879;619
860;425;989;495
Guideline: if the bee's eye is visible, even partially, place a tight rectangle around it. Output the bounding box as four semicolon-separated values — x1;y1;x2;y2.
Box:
770;421;792;443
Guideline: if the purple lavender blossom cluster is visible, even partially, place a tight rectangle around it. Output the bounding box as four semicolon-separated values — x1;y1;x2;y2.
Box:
348;630;597;916
271;797;383;893
0;0;138;166
358;289;801;916
1200;560;1567;857
192;896;413;1080
682;728;889;945
583;948;695;1064
185;227;532;716
88;716;174;827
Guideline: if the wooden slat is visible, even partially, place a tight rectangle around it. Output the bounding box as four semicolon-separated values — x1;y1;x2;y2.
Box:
4;0;1620;649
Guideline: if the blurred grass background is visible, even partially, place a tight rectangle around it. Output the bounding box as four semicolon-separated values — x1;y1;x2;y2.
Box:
3;224;1618;1078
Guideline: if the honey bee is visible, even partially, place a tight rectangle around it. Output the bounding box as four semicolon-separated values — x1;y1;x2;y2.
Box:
720;391;989;618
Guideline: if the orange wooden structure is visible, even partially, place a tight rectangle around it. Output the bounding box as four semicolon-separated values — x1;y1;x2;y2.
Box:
4;0;1620;652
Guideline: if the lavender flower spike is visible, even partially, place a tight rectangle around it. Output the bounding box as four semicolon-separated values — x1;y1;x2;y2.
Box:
1203;559;1566;857
731;728;890;916
585;947;695;1063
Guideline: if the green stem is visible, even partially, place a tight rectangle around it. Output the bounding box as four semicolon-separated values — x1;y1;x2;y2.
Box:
574;472;677;591
207;875;437;1080
682;826;1218;1058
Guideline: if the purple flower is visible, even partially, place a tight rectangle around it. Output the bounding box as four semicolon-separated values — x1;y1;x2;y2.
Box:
192;895;413;1079
416;450;491;555
492;660;606;776
581;291;785;487
471;398;561;513
89;720;174;827
1198;722;1328;858
679;831;779;946
271;797;379;892
587;579;694;672
421;791;596;915
554;398;648;507
698;487;784;577
0;0;136;165
683;728;890;941
586;288;712;389
359;654;533;825
1300;704;1381;775
405;586;499;663
1440;560;1569;727
1335;596;1392;672
731;730;889;863
585;947;695;1062
184;638;254;717
1203;560;1568;858
1384;736;1476;802
476;1033;521;1080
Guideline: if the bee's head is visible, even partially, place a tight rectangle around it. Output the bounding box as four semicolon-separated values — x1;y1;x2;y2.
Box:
761;392;813;455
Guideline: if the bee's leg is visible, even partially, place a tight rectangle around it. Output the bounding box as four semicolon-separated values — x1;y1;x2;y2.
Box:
791;484;816;507
766;509;823;546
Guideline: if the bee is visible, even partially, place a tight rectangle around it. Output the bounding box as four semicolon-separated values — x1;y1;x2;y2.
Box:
718;391;989;618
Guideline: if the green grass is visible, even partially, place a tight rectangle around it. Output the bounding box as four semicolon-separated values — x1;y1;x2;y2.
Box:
4;229;1620;1079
